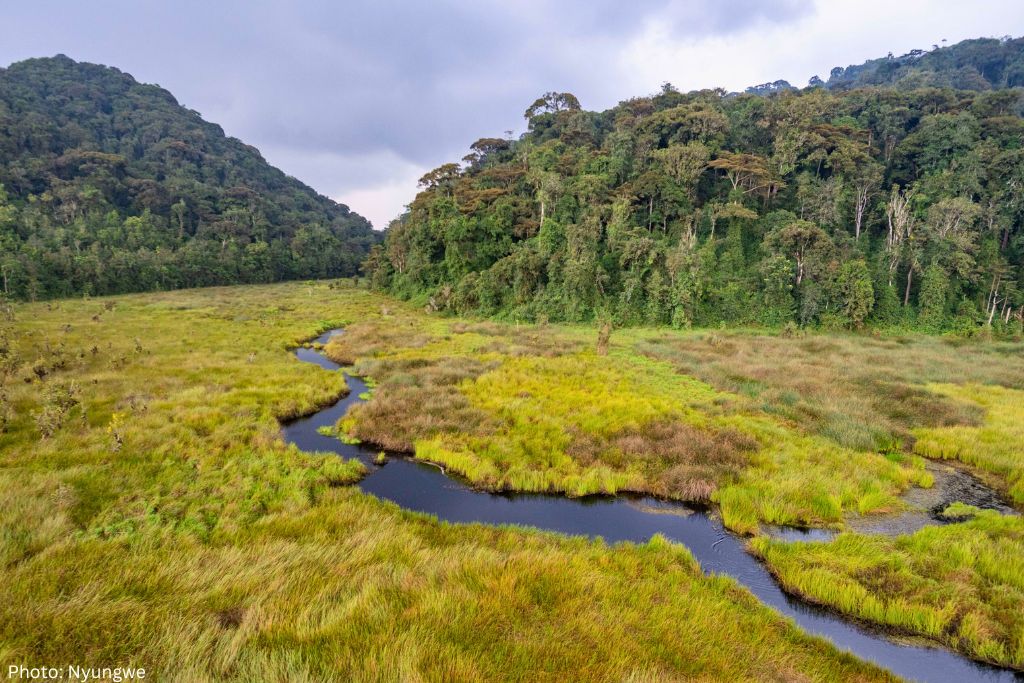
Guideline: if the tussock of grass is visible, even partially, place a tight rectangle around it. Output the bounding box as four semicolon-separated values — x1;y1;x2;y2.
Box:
423;351;747;499
0;282;891;681
913;384;1024;506
752;511;1024;670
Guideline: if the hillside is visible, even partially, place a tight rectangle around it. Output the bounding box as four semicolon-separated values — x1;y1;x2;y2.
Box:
824;36;1024;91
0;55;379;299
368;37;1024;335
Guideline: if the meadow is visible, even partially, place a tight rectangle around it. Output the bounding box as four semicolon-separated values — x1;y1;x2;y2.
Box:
750;377;1024;670
322;298;1024;671
752;508;1024;669
0;281;895;682
327;316;939;534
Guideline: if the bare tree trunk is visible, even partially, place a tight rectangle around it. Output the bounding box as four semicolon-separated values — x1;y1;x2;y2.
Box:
854;185;869;241
596;321;612;356
904;267;913;306
986;274;1000;313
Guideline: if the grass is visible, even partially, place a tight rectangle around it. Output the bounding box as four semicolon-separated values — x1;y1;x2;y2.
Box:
0;281;893;682
913;384;1024;506
752;509;1024;670
631;330;1023;453
329;318;933;533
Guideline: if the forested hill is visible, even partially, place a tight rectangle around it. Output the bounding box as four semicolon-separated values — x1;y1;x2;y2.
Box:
368;37;1024;334
0;55;379;299
823;36;1024;91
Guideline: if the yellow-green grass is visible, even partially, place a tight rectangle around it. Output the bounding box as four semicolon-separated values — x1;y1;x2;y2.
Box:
631;329;1024;453
752;510;1024;670
913;384;1024;506
331;318;932;533
0;282;892;682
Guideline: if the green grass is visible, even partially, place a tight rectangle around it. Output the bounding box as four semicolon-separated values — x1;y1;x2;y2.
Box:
752;510;1024;670
913;384;1024;506
0;282;893;682
330;317;932;533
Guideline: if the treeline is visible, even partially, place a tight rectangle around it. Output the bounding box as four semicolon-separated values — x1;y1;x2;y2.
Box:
368;39;1024;334
0;56;379;300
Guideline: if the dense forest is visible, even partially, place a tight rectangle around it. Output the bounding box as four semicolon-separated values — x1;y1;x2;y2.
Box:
368;37;1024;334
0;56;379;300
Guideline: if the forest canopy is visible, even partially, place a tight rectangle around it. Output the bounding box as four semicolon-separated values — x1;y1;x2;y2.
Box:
0;55;379;300
367;37;1024;334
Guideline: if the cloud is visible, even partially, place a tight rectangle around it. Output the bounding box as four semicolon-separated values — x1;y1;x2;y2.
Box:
1;1;1022;229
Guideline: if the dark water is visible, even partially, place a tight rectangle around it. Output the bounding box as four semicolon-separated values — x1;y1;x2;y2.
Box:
283;330;1022;683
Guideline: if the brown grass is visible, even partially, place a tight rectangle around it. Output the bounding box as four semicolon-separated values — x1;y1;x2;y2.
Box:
567;420;757;502
633;331;1023;452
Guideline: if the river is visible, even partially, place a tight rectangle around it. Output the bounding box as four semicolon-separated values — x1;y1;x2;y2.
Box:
282;329;1022;683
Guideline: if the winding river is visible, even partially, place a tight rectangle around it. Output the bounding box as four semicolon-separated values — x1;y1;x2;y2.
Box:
283;329;1022;683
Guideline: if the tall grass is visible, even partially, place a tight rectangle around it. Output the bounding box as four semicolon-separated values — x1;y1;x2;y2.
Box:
913;384;1024;506
325;316;935;532
0;282;891;681
632;329;1022;453
752;510;1024;670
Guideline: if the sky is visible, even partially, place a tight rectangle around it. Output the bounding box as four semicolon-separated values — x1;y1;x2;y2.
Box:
2;1;1023;230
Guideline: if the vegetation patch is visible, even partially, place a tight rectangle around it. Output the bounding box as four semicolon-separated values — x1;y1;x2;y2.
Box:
752;510;1024;670
913;384;1024;506
634;330;1020;452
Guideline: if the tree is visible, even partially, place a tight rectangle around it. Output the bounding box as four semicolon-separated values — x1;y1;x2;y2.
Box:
764;220;830;286
708;152;783;200
918;263;948;330
850;161;883;241
524;92;581;119
836;259;874;328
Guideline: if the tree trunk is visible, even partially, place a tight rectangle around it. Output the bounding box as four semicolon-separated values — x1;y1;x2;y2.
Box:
903;267;913;306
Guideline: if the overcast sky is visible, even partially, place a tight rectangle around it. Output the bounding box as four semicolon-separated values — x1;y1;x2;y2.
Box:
2;1;1023;229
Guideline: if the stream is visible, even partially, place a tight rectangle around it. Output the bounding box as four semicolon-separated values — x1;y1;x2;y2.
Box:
283;329;1022;683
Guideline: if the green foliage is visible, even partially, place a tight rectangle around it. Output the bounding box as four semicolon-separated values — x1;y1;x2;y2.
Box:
0;56;379;300
918;264;949;331
836;260;874;328
824;37;1024;90
368;38;1024;336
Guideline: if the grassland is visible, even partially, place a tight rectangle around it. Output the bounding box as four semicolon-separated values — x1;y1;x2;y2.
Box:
0;282;894;682
328;317;935;534
752;508;1024;669
321;306;1024;673
629;330;1024;454
750;379;1024;671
